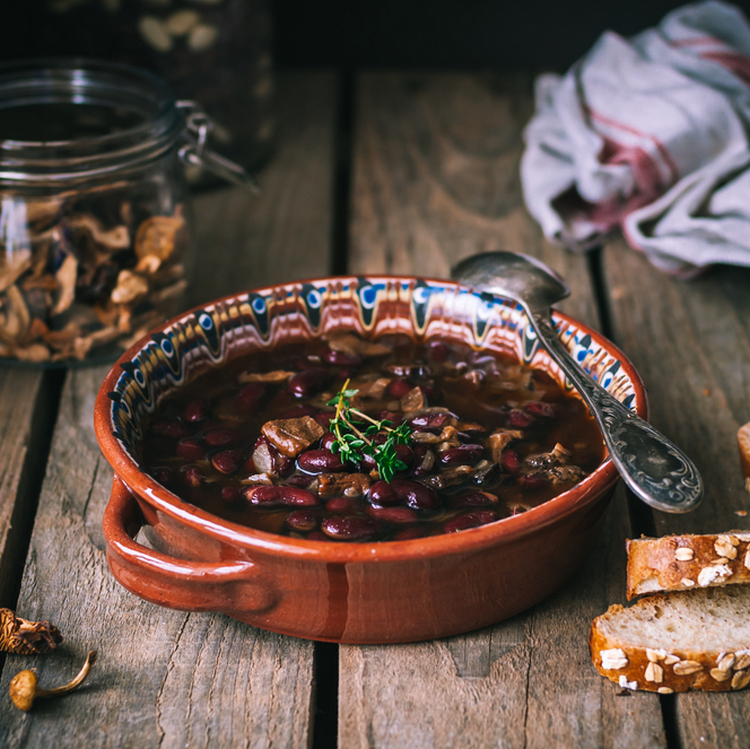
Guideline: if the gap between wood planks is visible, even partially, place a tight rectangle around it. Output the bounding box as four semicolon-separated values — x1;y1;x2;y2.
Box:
587;248;684;749
310;69;356;749
0;368;66;677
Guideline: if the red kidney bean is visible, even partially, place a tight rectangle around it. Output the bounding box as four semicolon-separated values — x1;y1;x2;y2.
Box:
212;449;243;474
501;448;521;474
286;509;318;532
578;450;601;470
279;403;318;419
320;432;337;450
289;367;332;398
366;505;418;523
244;485;318;507
443;510;497;533
150;419;189;439
508;409;535;428
520;474;548;491
314;412;334;429
152;467;172;486
421;384;441;402
407;412;451;429
386;378;413;398
236;382;267;413
427;340;449;363
294;357;318;371
306;530;328;541
321;516;378;540
358;452;376;472
524;400;555;418
276;454;294;476
371;410;404;426
183;398;209;423
393;526;428;541
204;428;243;447
297;449;346;474
394;444;415;468
285;473;317;488
322;349;362;367
176;439;206;461
390;479;439;510
221;485;241;503
368;480;399;506
455;491;497;507
326;496;358;513
439;444;484;466
182;466;202;488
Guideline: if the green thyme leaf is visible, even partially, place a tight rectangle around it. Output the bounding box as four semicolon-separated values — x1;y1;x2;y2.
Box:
327;379;412;482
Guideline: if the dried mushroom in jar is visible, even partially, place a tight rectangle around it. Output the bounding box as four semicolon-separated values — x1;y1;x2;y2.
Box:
0;186;188;363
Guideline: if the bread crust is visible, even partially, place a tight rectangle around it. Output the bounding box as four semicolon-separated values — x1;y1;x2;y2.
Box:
626;532;750;599
589;596;750;693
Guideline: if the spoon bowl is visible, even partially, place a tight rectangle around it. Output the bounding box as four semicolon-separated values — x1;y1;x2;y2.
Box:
451;251;703;514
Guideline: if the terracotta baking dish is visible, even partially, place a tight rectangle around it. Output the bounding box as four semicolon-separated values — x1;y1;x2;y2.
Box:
95;274;647;644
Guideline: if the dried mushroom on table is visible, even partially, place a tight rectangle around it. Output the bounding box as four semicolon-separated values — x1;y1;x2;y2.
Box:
0;185;189;363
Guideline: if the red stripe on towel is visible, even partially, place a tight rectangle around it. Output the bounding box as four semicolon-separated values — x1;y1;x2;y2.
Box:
668;35;724;48
701;50;750;86
585;106;680;186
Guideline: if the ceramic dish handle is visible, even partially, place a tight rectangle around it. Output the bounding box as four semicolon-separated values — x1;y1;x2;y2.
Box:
103;477;277;614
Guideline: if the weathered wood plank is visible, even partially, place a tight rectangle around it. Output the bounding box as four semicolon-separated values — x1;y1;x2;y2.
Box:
343;71;665;749
0;368;46;609
601;240;750;747
602;242;750;529
0;69;338;748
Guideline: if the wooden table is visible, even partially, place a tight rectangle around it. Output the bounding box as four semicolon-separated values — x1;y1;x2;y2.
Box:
1;70;749;749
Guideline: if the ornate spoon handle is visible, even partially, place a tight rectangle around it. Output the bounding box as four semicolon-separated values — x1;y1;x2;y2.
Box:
532;312;702;513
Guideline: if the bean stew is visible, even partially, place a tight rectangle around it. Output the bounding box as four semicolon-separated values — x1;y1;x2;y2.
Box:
138;332;604;542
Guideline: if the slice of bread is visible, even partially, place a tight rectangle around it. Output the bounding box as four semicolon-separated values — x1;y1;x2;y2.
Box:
590;586;750;692
626;532;750;599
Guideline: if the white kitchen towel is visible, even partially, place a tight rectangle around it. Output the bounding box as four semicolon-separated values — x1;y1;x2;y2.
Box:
520;1;750;277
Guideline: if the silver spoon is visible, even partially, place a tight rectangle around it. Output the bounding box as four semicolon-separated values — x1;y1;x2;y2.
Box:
451;251;703;513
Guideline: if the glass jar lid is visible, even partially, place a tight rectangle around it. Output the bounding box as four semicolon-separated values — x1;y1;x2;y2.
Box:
0;57;256;189
0;57;186;185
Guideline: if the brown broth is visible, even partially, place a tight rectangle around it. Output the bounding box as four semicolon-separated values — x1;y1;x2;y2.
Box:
138;335;604;541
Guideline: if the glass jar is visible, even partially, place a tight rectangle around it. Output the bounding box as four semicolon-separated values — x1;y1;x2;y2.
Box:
0;58;245;366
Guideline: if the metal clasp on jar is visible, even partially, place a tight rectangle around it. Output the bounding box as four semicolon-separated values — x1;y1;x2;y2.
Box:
177;100;260;191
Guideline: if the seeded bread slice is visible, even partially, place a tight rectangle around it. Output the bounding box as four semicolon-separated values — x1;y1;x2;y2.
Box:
626;532;750;599
590;586;750;693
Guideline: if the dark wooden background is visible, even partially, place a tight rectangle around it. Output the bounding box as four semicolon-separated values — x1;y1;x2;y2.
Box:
8;1;750;73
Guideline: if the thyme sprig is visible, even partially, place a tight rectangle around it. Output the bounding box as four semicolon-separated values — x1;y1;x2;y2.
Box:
327;379;412;483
